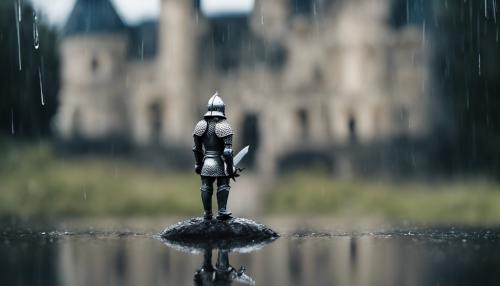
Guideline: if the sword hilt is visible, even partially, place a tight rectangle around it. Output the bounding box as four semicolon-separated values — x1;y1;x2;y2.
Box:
230;167;245;182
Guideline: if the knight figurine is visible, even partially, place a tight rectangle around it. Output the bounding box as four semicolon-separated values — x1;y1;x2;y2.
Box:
193;93;239;221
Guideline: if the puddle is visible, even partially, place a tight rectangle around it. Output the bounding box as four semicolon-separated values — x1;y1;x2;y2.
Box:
1;219;500;285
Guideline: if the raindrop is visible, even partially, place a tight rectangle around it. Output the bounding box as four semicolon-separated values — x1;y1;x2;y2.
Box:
14;3;22;71
38;67;44;106
494;0;497;22
465;81;470;109
478;53;481;76
260;5;264;25
422;20;426;47
10;109;15;135
33;11;40;50
485;0;488;18
17;0;22;22
406;0;410;24
140;40;144;61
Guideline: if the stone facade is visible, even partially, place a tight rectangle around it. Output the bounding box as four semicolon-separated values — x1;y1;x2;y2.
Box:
56;0;432;176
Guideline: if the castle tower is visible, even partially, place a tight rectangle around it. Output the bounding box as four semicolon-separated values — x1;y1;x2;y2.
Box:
327;0;393;145
56;0;129;142
158;0;196;146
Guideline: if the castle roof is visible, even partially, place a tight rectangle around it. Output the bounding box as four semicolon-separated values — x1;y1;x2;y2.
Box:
63;0;126;37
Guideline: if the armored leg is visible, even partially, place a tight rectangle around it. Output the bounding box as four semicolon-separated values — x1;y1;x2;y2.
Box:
194;248;215;286
216;177;232;220
201;248;214;272
200;176;215;220
215;249;231;273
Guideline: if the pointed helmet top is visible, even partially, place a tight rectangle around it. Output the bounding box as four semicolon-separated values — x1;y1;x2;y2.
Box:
204;92;226;118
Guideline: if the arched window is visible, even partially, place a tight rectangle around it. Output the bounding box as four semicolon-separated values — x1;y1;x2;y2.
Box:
348;114;357;143
90;54;99;73
149;101;163;144
296;108;309;138
241;113;260;168
71;108;83;139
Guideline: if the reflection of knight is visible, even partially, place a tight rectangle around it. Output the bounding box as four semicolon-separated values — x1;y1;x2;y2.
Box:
194;249;255;286
193;93;237;220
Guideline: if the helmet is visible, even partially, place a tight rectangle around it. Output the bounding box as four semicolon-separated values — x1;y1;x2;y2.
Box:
204;92;226;118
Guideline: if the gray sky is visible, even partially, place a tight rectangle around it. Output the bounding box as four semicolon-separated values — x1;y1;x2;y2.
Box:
30;0;160;26
29;0;255;26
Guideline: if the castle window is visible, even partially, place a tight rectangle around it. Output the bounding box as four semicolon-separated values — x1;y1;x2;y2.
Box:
207;18;250;72
389;0;430;29
398;107;410;134
71;108;82;139
91;55;99;73
241;113;260;168
296;108;309;138
348;115;357;143
313;65;323;84
290;0;314;17
149;101;163;144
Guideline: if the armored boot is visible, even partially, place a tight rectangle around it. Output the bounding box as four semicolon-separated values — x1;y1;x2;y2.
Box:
201;188;213;220
216;187;232;220
201;248;214;272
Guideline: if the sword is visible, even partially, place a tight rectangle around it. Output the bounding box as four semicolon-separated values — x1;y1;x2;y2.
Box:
230;145;250;181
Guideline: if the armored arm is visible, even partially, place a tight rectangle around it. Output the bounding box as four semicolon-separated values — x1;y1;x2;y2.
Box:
222;135;234;176
193;120;207;174
193;135;203;174
215;120;235;176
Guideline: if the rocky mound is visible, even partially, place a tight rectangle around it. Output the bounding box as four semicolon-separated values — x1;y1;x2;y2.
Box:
159;217;279;252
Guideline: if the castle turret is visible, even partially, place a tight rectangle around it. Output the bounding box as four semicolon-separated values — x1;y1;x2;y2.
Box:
157;0;196;145
56;0;129;142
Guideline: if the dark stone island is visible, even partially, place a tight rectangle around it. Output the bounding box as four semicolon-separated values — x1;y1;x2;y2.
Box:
159;217;279;253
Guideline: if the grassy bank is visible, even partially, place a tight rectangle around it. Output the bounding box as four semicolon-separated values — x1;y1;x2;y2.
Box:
2;141;500;224
267;173;500;224
0;141;200;218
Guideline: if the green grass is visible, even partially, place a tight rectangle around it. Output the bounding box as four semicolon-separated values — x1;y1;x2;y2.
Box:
0;141;201;218
266;172;500;224
2;140;500;224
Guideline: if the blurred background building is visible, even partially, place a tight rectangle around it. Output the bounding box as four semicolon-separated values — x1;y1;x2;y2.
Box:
54;0;434;177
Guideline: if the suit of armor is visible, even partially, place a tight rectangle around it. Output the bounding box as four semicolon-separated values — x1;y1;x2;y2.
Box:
193;94;235;220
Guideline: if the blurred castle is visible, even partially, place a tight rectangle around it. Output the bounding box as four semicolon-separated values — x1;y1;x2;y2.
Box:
55;0;432;177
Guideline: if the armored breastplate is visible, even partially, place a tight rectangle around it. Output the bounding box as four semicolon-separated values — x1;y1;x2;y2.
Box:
202;119;224;154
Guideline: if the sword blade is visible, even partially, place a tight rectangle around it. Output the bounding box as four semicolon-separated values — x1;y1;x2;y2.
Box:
233;145;250;167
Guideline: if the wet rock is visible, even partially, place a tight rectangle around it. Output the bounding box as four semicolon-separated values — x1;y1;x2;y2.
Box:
160;217;279;252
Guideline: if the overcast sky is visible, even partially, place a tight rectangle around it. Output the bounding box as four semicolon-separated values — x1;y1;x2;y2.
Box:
30;0;160;26
29;0;255;26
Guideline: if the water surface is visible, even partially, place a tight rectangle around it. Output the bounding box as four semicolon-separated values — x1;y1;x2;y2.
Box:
1;218;500;286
